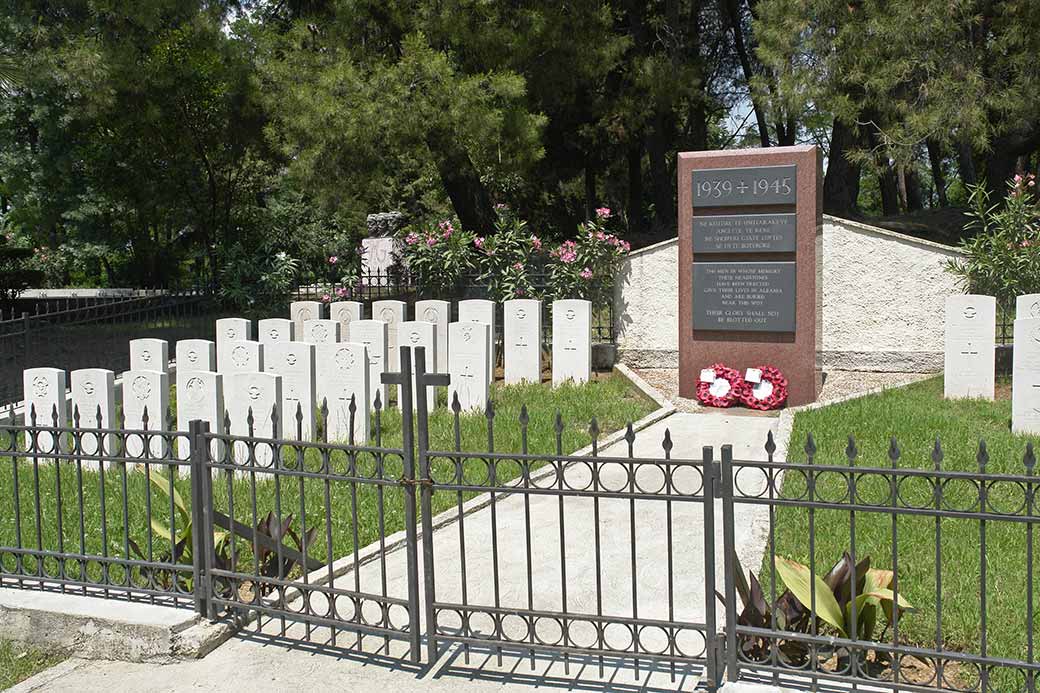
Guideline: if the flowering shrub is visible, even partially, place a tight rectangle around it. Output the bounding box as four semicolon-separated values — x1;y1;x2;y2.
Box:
218;242;300;316
398;219;475;296
546;207;630;303
948;174;1040;306
474;206;544;301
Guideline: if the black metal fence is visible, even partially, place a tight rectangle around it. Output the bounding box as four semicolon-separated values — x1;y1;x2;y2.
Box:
0;291;226;407
1;348;1037;692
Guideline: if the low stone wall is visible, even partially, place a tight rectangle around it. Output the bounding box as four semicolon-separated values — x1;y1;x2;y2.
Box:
613;215;965;373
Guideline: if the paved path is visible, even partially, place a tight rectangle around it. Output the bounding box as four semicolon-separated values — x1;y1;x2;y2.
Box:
9;412;781;693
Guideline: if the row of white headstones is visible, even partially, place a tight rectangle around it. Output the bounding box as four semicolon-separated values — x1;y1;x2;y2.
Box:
19;298;594;456
945;293;1040;434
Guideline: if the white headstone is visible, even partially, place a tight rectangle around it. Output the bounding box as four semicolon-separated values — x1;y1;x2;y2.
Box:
449;322;490;412
504;299;542;384
399;321;437;411
71;369;116;458
290;301;322;339
175;339;216;373
944;294;996;400
552;299;592;386
1017;294;1040;321
215;318;252;372
176;370;224;459
330;301;363;340
263;341;316;440
258;318;295;344
373;300;406;370
1012;318;1040;434
459;299;496;383
415;300;450;374
220;340;263;373
224;372;281;466
23;367;68;453
129;339;169;373
315;342;370;444
350;320;389;409
303;319;341;345
122;370;170;458
361;237;398;275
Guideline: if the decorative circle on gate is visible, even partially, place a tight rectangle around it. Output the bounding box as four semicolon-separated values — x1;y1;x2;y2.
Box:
423;307;439;323
185;377;206;404
132;376;151;401
82;380;96;396
231;346;249;368
335;348;355;370
32;376;49;398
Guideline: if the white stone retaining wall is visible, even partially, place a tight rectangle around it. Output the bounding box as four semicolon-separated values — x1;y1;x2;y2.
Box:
613;215;965;372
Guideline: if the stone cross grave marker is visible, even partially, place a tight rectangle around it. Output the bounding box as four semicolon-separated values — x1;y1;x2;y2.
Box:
504;299;542;384
23;367;68;453
176;339;216;373
373;300;406;371
449;321;490;412
315;342;370;444
122;370;170;458
290;301;322;340
130;338;169;373
349;320;389;409
263;341;316;440
944;294;995;400
552;299;592;386
225;371;281;466
220;340;263;374
331;301;363;341
415;300;450;374
258;318;295;344
458;299;495;383
71;368;116;458
399;321;437;411
304;319;341;345
215;318;252;372
1013;317;1040;434
176;370;224;460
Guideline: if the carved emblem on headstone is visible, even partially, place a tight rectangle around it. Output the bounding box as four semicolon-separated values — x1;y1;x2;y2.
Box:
299;307;312;321
132;376;151;401
311;324;329;343
248;385;261;401
187;349;198;364
269;328;280;341
565;309;576;321
232;346;249;367
226;327;237;339
380;307;395;323
423;307;439;322
286;352;298;366
515;308;527;320
140;349;152;363
1032;301;1040;319
335;348;355;370
409;331;420;344
963;306;977;320
83;380;95;396
185;376;206;403
462;326;472;342
32;376;49;398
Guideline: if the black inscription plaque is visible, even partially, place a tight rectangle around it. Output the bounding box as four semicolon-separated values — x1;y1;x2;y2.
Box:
693;261;796;332
692;213;797;253
691;164;797;207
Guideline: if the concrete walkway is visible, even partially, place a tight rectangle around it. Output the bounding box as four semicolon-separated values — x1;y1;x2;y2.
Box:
9;411;781;693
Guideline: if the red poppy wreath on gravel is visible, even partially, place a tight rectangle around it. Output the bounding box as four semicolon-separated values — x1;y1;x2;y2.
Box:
695;363;745;408
738;366;789;411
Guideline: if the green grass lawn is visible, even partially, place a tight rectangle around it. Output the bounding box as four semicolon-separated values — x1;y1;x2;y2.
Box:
0;639;64;689
773;376;1039;686
0;372;656;595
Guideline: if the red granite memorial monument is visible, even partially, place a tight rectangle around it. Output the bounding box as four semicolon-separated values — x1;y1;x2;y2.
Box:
677;145;822;406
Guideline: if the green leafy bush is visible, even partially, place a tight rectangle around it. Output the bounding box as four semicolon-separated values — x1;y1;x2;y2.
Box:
473;206;544;301
400;218;475;296
546;207;629;303
218;242;300;316
947;174;1040;306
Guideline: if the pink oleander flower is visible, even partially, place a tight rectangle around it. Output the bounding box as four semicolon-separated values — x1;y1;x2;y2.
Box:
531;235;542;250
560;251;577;263
321;293;331;303
512;262;523;271
595;206;611;220
405;232;420;245
580;267;593;279
620;240;631;252
595;231;606;241
474;236;485;249
336;287;348;297
438;220;455;237
516;288;525;296
328;255;338;264
1022;240;1033;248
426;236;437;247
494;203;508;211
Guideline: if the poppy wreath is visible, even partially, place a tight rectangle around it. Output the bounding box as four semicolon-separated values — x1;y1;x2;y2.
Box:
695;363;745;408
739;366;789;411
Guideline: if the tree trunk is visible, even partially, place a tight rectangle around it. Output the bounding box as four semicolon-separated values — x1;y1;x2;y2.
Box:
646;112;674;234
722;0;770;147
905;167;924;211
627;141;644;235
426;130;495;233
926;139;949;207
957;141;978;187
879;164;901;215
822;117;862;217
